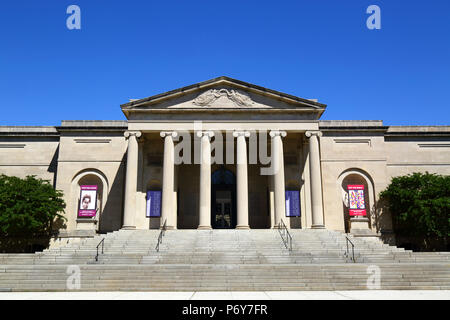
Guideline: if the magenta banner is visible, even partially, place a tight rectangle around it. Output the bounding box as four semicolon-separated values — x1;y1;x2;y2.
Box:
78;185;98;217
348;185;367;217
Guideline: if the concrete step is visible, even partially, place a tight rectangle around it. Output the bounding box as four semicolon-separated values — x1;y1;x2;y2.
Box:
1;229;449;291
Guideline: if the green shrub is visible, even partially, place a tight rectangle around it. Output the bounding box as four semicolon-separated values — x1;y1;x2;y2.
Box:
379;172;450;246
0;175;66;239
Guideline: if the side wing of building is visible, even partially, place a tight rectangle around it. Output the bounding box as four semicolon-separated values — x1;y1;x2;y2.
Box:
319;121;450;241
0;122;128;238
0;127;60;184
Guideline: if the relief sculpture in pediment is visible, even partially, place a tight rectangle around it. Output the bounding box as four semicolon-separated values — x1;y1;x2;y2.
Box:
193;89;254;107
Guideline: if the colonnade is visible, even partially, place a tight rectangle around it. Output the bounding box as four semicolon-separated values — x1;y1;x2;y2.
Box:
122;130;325;230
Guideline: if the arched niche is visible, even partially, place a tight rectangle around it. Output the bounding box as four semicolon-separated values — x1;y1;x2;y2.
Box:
337;168;376;233
71;169;109;232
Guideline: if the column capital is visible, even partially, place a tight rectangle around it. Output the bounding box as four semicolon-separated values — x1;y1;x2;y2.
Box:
160;131;178;138
196;131;215;139
305;131;323;138
233;131;251;138
124;131;142;139
269;130;287;138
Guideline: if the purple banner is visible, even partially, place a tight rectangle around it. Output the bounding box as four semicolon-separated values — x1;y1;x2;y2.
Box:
146;191;162;217
78;185;98;217
285;190;301;217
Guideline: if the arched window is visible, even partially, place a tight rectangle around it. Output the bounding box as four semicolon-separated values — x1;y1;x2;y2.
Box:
212;167;235;185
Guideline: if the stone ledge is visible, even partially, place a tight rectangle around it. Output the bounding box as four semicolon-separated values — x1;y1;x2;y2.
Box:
385;126;450;136
320;120;384;127
0;126;59;136
60;120;128;127
387;126;450;133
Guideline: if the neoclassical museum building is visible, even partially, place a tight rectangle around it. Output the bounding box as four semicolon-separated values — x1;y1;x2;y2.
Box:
1;77;449;244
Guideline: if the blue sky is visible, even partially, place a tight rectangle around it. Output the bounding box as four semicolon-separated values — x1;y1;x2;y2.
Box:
0;0;449;126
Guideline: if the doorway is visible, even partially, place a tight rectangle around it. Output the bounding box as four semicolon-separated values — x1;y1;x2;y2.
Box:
214;190;232;228
211;167;236;229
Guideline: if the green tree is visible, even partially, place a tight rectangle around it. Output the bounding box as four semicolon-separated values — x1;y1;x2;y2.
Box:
0;175;66;239
379;172;450;249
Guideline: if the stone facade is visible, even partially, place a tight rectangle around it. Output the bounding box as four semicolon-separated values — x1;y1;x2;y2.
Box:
1;77;449;246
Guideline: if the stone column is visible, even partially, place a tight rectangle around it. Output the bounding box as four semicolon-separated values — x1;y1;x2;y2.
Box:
233;131;250;229
122;130;142;229
270;130;287;228
197;131;214;230
305;131;325;229
160;131;178;230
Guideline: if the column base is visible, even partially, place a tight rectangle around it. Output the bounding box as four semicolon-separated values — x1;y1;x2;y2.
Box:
121;226;136;230
236;225;250;230
311;224;325;229
197;226;212;230
163;226;177;230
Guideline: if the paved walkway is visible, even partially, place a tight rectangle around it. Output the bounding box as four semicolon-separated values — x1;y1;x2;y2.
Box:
0;290;449;300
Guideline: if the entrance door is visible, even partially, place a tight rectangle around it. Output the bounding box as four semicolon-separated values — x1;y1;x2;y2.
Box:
214;190;232;229
211;167;236;229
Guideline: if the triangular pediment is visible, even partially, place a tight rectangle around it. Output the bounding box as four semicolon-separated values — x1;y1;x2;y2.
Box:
121;76;326;118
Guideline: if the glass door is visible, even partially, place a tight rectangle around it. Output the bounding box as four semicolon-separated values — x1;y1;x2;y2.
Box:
214;191;232;229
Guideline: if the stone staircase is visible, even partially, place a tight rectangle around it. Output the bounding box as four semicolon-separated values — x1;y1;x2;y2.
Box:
0;229;449;291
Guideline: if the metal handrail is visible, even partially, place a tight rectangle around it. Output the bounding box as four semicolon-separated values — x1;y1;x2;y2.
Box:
155;219;167;252
95;238;105;262
278;219;292;251
345;235;356;263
